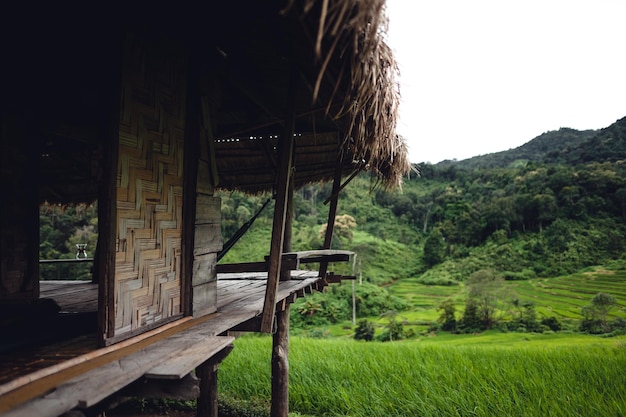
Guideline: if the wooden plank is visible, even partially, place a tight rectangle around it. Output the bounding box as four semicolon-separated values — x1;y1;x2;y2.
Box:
195;195;221;224
192;281;217;318
192;253;217;286
193;223;223;255
0;276;324;415
145;336;234;379
216;262;268;273
2;318;239;416
216;258;297;273
283;250;354;260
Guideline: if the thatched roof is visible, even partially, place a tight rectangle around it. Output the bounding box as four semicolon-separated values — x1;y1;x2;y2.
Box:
213;0;410;192
5;0;409;203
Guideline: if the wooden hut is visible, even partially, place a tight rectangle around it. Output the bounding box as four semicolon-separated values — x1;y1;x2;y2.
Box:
0;1;409;416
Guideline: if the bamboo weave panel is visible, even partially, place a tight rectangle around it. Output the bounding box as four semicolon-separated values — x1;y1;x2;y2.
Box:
114;36;187;337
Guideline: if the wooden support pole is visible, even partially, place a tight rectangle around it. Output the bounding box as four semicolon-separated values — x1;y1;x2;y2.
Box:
196;344;234;417
271;303;290;417
319;161;342;278
197;364;218;417
271;168;294;417
280;175;295;282
261;68;296;333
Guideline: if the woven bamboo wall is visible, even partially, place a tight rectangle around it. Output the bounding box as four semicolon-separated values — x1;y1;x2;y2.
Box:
113;36;187;337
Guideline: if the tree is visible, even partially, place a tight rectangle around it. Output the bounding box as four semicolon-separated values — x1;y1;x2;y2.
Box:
377;311;405;342
519;301;541;332
581;292;616;334
465;269;505;329
459;298;482;332
319;214;357;247
423;228;446;268
437;298;457;331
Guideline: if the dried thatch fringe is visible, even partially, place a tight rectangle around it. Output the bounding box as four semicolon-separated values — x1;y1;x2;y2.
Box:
304;0;410;188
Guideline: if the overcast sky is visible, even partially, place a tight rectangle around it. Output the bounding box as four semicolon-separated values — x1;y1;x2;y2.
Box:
386;0;626;164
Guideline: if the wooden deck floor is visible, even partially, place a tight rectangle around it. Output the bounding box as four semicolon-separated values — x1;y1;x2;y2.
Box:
0;272;322;416
39;269;319;313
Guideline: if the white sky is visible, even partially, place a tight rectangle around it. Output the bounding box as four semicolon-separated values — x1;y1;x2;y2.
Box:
386;0;626;164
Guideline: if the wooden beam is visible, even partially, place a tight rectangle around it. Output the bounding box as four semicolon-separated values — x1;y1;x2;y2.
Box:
216;259;298;274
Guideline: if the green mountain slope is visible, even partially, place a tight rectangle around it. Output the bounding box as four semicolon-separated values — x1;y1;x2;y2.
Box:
438;115;626;170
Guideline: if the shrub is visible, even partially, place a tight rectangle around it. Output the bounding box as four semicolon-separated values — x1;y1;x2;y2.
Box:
541;316;562;332
354;319;375;341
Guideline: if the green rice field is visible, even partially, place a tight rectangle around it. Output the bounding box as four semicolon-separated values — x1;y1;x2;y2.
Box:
220;334;626;417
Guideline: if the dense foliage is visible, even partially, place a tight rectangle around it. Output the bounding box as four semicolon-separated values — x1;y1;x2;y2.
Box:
39;202;98;280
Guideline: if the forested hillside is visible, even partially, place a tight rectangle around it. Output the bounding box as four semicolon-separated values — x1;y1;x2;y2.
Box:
222;117;626;284
216;117;626;335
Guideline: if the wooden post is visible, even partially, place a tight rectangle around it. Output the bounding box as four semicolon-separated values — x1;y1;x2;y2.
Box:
280;175;294;282
271;304;290;417
271;173;294;417
319;161;342;278
96;32;122;345
196;362;218;417
196;344;234;417
260;68;296;333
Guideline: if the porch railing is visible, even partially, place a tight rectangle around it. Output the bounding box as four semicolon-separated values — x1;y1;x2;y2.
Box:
39;258;94;281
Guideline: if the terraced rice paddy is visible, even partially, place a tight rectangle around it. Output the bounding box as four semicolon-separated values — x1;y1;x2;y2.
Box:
387;268;626;322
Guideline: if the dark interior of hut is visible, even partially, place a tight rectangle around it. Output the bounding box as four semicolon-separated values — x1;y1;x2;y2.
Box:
1;0;397;379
